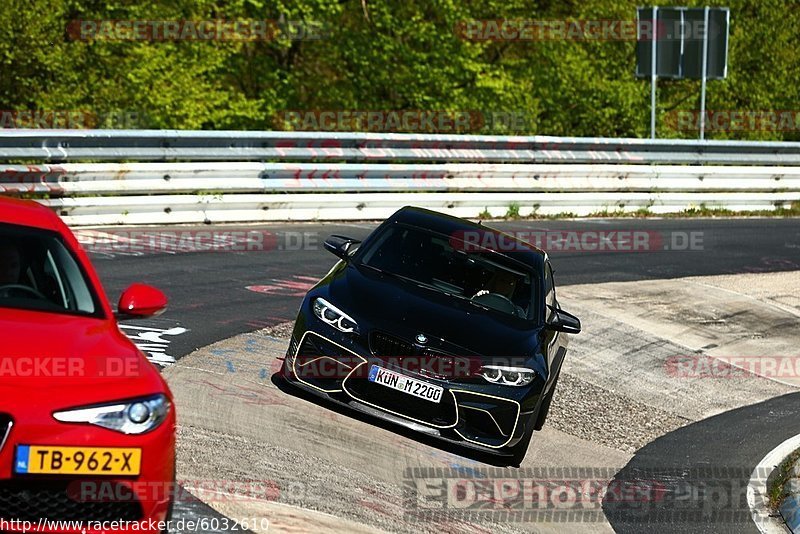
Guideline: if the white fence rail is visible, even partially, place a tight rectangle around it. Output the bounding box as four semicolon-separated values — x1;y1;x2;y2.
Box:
2;163;800;195
40;192;800;226
0;130;798;225
3;129;800;164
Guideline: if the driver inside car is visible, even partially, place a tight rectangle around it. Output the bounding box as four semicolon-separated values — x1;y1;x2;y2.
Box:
0;240;61;304
472;269;528;317
0;240;22;286
473;269;517;299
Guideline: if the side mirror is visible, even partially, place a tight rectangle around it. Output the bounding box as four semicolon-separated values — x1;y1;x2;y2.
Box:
546;307;581;334
117;283;168;319
324;235;362;261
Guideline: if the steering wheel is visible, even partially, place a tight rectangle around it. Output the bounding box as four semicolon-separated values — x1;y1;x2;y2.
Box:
471;291;519;317
0;284;48;300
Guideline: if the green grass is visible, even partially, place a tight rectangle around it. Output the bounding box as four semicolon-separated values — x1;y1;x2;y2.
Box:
5;193;800;220
505;203;521;219
680;203;736;217
769;447;800;512
478;201;800;220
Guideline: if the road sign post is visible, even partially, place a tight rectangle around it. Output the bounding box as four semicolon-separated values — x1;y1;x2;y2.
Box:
699;6;709;139
650;7;658;139
636;6;730;139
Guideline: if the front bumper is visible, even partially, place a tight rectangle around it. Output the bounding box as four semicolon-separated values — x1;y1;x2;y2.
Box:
0;408;176;533
284;329;542;452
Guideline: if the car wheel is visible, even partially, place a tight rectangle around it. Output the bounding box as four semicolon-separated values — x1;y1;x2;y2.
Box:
533;371;560;431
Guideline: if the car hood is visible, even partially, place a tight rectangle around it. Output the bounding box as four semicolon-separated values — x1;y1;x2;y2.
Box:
0;307;166;408
326;264;544;359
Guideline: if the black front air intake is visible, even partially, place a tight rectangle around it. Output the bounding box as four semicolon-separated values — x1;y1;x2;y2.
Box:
0;480;143;521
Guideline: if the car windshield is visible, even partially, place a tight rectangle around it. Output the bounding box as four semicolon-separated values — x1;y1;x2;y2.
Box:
0;224;100;316
356;223;539;321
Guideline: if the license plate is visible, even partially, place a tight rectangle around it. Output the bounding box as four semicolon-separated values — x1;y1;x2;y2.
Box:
368;365;443;403
15;446;142;476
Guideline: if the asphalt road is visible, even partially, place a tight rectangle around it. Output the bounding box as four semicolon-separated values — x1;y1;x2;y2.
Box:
85;217;800;533
89;218;800;359
603;390;800;533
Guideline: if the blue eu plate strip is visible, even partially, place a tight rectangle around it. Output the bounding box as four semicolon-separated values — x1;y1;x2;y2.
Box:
15;445;30;474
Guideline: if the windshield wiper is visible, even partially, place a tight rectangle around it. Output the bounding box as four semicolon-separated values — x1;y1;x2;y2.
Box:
359;263;406;282
361;264;443;294
360;263;491;311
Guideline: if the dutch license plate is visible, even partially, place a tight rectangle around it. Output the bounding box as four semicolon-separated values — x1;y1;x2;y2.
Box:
368;365;443;403
15;445;142;476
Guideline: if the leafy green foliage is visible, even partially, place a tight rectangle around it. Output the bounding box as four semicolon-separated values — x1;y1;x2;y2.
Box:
0;0;796;139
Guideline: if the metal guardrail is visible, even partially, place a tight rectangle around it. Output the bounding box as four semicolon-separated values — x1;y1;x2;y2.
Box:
0;130;798;225
41;192;800;226
3;129;800;164
2;163;798;195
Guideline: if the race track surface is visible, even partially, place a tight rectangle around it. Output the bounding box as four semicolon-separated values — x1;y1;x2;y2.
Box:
90;218;800;359
84;217;799;532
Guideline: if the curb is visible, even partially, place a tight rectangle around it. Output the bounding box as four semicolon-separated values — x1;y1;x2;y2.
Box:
749;434;800;534
781;462;800;532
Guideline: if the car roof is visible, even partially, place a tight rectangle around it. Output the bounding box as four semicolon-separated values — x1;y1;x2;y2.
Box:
0;196;60;231
388;206;546;268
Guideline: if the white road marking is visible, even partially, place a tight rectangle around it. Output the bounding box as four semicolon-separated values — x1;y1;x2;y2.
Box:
119;324;188;367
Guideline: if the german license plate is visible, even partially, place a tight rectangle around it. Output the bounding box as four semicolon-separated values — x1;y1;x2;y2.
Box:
368;365;443;403
15;446;141;476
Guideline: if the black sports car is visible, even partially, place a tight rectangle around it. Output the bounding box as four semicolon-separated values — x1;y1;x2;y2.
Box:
281;207;581;464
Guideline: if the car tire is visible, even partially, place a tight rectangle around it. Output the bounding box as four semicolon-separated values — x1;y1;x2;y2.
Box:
533;371;560;431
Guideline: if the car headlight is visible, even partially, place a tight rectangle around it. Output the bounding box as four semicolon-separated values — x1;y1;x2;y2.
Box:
480;366;536;387
53;394;170;435
312;297;358;333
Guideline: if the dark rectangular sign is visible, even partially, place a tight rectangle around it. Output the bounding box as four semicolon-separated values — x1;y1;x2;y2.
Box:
636;7;729;80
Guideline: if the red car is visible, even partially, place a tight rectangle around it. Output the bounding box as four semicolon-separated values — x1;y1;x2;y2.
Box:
0;197;176;532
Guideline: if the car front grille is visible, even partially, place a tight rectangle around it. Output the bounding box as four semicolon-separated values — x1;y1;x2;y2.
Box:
0;480;143;521
370;331;414;358
288;336;298;356
369;331;477;381
287;335;299;362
